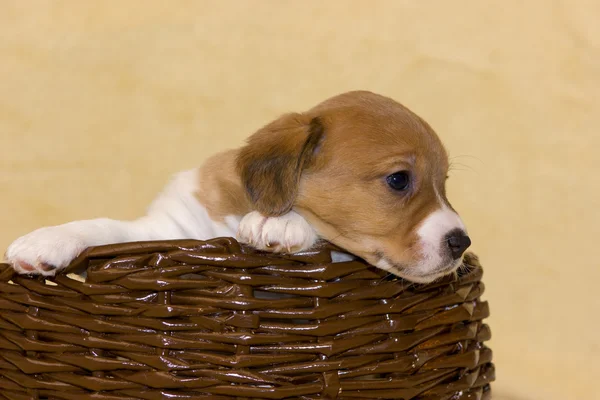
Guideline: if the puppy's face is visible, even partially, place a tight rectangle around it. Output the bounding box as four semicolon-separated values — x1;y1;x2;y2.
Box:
237;91;470;283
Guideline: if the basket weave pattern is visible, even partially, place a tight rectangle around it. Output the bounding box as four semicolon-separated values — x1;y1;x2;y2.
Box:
0;238;494;399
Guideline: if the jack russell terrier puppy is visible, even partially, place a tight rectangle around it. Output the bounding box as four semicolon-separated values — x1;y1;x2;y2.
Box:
4;91;471;283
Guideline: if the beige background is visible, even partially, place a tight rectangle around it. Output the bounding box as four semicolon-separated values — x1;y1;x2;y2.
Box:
1;1;598;399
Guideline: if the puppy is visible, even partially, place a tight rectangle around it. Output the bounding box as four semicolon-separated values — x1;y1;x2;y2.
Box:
4;91;470;283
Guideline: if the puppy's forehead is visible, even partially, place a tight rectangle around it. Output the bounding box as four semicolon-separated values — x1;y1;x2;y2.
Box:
311;94;449;172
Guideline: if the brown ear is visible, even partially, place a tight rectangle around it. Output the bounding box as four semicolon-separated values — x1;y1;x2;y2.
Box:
236;113;324;216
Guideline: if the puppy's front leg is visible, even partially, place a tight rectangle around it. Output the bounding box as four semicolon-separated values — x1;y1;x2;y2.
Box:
237;211;318;253
5;169;230;275
5;218;155;275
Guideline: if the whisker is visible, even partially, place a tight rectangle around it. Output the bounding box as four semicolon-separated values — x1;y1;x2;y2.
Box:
448;161;479;176
449;154;484;164
377;272;395;284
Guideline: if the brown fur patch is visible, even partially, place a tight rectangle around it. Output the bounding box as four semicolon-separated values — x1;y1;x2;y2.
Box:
195;149;251;221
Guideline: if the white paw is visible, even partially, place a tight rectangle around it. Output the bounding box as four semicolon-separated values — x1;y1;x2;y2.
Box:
4;226;88;276
237;211;318;253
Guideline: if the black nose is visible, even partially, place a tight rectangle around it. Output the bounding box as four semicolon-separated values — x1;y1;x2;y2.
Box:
446;229;471;260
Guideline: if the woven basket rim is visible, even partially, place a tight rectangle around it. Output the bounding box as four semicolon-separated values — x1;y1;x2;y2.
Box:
0;237;482;283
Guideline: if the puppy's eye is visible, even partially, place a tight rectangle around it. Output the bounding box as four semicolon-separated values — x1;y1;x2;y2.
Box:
386;171;411;191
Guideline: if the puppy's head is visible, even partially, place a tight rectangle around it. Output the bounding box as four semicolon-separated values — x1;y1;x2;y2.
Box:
237;91;470;283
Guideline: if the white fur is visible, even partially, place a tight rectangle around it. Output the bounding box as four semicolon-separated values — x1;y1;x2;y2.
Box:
6;169;311;275
408;185;468;280
237;210;318;253
416;206;466;265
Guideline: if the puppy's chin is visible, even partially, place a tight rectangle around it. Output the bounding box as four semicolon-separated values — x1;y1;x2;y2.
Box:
372;255;463;284
319;233;462;284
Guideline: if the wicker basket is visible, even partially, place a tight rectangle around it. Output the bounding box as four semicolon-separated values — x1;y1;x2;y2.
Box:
0;238;494;400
